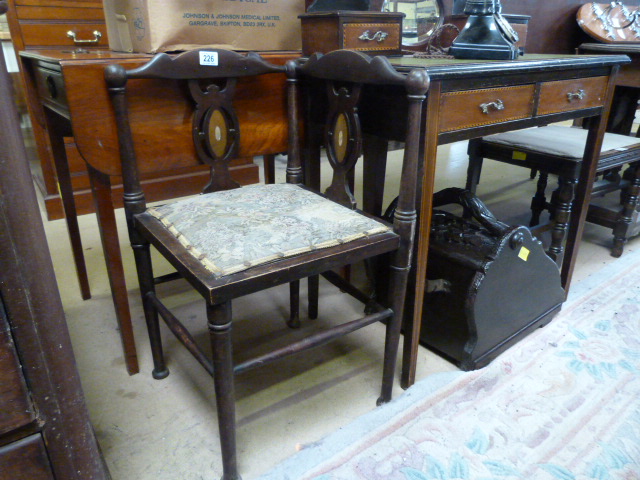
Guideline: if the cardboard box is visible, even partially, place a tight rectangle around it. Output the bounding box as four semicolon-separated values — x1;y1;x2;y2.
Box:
103;0;304;53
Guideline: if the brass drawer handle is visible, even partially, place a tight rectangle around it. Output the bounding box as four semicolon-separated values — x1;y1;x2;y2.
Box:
567;89;586;102
358;30;389;42
479;99;505;114
67;30;102;44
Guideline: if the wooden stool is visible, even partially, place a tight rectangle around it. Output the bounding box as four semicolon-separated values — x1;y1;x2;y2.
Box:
466;125;640;258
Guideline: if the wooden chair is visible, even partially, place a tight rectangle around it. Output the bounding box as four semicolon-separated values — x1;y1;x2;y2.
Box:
105;48;428;480
466;125;640;259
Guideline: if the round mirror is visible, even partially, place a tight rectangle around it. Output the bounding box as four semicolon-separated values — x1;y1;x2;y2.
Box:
383;0;444;46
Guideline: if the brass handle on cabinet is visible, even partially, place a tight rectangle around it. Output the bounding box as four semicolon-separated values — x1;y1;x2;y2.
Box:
358;30;389;42
479;99;505;114
567;89;586;102
67;30;102;44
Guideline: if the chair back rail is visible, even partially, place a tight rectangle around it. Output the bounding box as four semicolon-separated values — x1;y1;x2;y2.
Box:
287;50;430;253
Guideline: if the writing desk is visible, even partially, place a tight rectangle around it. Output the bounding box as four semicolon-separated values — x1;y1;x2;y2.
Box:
344;53;629;387
19;50;294;375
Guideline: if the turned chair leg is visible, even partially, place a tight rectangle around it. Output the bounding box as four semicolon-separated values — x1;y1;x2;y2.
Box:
132;242;168;379
378;261;408;405
547;176;577;263
208;302;240;480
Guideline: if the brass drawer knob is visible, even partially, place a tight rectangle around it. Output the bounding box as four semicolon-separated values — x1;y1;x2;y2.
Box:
358;30;389;42
567;89;586;102
479;99;505;114
66;30;103;44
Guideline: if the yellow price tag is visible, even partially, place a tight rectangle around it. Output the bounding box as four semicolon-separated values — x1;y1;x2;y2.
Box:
518;246;530;261
513;151;527;161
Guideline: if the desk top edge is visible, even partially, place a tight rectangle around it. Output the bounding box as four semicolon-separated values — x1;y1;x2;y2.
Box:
389;54;630;77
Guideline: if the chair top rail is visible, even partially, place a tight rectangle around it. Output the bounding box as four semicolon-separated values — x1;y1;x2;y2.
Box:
105;49;284;87
293;50;429;94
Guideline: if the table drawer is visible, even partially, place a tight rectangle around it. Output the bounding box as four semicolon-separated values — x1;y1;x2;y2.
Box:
439;84;536;132
33;66;69;113
538;76;608;115
21;23;108;49
343;22;402;53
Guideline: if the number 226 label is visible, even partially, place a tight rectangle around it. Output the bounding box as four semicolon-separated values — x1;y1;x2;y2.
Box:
199;51;219;66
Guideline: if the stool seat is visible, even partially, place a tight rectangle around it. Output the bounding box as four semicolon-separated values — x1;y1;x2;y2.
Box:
483;125;640;159
466;125;640;258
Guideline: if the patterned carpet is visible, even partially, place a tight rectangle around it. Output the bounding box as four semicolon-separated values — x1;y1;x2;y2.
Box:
260;248;640;480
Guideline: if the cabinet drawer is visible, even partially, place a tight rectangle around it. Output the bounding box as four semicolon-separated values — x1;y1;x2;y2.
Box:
0;308;35;436
15;5;105;21
343;22;402;53
33;66;69;114
439;84;536;132
21;22;108;49
0;434;55;480
538;76;608;115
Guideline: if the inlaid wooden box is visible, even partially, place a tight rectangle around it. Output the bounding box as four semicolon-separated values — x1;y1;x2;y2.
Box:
299;11;405;56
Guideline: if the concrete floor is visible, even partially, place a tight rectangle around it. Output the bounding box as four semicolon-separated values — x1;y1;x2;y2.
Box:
40;136;638;479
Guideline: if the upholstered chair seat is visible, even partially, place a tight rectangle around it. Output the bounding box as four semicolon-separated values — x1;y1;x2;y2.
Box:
147;183;390;277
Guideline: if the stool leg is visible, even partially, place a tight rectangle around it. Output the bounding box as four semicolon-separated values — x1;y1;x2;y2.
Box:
612;163;640;257
208;302;240;480
548;176;577;263
530;171;548;227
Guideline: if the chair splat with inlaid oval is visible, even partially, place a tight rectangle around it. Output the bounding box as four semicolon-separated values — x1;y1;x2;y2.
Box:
189;78;241;193
324;83;363;210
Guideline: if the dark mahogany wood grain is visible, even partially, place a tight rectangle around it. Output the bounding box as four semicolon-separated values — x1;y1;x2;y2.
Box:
0;5;109;474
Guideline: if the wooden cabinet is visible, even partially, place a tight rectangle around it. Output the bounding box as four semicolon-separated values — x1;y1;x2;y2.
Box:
0;6;110;474
7;0;107;52
299;11;404;56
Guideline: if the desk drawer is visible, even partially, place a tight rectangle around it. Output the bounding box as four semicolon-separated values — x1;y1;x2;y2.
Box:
439;84;535;132
33;67;68;113
538;76;608;115
21;23;108;49
343;23;402;53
